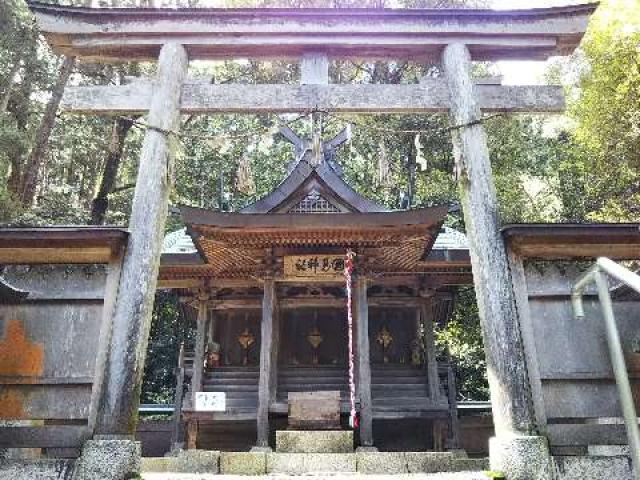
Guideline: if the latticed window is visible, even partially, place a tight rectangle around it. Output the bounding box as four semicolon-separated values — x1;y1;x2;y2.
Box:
289;190;341;213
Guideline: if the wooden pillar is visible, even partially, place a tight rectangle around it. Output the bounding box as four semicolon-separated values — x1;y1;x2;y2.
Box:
446;362;461;450
88;247;124;433
355;276;373;447
421;300;442;404
256;277;276;448
186;419;198;450
442;43;536;437
207;310;216;345
95;43;188;436
269;307;280;405
191;293;209;406
171;343;185;449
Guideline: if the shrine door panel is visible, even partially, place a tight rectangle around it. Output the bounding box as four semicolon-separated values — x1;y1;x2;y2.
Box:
369;307;420;365
280;308;347;366
214;310;261;367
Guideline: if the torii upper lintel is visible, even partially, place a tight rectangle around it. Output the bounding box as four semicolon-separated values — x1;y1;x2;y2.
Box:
28;1;598;63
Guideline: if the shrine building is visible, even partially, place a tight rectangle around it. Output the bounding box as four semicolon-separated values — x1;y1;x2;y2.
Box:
159;135;472;451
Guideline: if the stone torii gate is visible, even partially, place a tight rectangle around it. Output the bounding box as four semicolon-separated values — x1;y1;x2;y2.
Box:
28;2;596;479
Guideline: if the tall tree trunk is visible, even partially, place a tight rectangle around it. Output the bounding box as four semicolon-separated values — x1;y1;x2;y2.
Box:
6;58;35;201
19;55;76;207
90;116;135;225
0;61;21;116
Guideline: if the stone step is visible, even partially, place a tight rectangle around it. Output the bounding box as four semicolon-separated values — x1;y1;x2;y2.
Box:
267;453;357;474
141;451;489;476
0;459;75;480
275;430;354;453
142;474;488;480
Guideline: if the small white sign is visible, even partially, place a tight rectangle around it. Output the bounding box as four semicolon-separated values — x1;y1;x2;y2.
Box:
195;392;226;412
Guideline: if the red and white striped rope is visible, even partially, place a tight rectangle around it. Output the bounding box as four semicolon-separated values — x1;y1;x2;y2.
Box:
345;249;359;429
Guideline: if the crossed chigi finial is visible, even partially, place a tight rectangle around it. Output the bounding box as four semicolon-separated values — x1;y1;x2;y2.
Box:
279;112;351;174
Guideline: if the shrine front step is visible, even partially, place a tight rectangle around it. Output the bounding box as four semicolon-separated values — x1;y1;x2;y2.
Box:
267;453;357;474
142;451;488;475
276;430;354;453
264;452;488;475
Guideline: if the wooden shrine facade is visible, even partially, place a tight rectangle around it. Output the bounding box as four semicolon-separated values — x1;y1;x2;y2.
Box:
159;152;473;450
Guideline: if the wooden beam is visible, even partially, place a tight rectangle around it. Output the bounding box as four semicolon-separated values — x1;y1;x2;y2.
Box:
29;2;597;62
61;82;565;115
355;276;374;447
0;426;90;449
94;43;189;436
442;43;537;437
0;228;128;264
502;223;640;260
256;277;276;448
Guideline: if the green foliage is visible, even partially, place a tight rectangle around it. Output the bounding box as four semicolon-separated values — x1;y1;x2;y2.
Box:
567;0;640;221
437;287;489;401
141;291;195;404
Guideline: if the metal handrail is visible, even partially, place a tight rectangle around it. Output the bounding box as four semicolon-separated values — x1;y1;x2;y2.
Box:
572;257;640;478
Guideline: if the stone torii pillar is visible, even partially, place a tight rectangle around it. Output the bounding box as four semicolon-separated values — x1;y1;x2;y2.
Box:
75;43;189;480
442;43;552;480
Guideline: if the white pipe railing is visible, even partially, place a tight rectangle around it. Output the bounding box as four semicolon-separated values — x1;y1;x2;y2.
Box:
572;257;640;479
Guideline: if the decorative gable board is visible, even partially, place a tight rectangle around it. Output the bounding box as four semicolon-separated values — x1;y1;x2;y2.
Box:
288;189;342;214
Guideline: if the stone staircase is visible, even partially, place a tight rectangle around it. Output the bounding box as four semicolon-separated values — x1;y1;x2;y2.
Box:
142;474;488;479
141;429;489;476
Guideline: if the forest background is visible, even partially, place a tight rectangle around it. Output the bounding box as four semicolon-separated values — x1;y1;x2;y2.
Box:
0;0;638;404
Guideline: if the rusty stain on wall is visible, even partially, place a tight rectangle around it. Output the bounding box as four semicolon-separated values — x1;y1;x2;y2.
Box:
0;319;44;376
0;388;27;419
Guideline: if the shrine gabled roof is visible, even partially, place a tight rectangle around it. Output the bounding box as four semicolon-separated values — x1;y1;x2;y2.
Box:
160;204;448;278
241;159;387;214
182;204;446;232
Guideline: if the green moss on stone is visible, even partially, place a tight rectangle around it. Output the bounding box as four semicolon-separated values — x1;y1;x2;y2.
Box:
220;452;267;475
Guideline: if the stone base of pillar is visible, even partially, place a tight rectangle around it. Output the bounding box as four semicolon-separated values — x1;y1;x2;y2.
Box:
355;446;378;453
250;446;273;453
489;435;553;480
73;439;140;480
